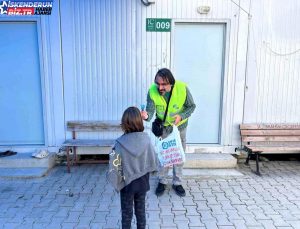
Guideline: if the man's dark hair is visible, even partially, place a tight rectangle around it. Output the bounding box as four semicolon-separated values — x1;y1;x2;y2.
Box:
121;106;144;134
155;68;175;85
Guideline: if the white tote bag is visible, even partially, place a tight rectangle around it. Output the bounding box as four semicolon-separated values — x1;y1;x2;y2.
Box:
155;126;185;167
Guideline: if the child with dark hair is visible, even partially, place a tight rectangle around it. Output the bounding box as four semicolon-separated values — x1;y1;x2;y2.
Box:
111;106;158;229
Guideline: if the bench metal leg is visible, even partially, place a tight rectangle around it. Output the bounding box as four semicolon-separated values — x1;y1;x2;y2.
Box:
74;146;78;165
255;152;261;176
66;146;71;173
245;148;251;165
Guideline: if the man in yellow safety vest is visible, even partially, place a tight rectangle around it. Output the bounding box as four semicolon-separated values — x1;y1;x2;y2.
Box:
141;68;196;197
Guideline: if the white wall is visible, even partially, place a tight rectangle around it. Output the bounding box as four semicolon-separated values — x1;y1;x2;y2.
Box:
60;0;246;148
244;0;300;123
58;0;300;151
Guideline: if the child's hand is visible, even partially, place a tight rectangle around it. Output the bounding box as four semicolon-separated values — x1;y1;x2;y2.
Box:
141;111;149;120
173;115;182;125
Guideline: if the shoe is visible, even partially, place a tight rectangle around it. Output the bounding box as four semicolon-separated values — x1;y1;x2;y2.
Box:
172;185;186;197
155;183;166;196
0;150;17;157
32;149;49;159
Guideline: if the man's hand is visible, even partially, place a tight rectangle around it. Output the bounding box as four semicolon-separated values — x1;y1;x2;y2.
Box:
173;114;182;125
140;111;149;120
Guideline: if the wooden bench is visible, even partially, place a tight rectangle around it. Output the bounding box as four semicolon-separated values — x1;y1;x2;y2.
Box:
62;121;121;173
239;124;300;175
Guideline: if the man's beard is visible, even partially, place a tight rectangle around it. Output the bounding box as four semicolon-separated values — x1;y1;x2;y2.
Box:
159;90;166;95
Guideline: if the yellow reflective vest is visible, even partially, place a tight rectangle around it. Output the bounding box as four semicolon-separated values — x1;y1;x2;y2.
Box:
149;80;188;127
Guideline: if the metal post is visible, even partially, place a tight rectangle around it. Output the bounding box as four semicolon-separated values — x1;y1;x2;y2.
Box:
255;153;261;176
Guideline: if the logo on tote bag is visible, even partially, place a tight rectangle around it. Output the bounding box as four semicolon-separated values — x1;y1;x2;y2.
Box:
162;139;176;149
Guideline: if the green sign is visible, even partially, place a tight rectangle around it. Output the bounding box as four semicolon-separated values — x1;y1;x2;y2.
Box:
146;18;171;32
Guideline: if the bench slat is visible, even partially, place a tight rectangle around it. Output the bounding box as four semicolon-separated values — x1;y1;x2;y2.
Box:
63;139;115;147
241;129;300;136
242;136;300;142
248;142;300;147
245;146;300;153
67;121;121;131
240;124;300;130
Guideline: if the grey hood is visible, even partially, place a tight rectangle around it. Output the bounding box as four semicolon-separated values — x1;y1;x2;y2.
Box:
116;132;151;157
114;132;159;188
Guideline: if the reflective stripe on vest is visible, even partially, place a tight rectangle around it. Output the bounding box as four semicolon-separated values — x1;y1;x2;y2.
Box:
149;80;188;126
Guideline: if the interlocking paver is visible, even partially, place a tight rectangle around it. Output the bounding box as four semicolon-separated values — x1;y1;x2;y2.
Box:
208;204;223;212
32;222;49;229
185;206;199;216
218;226;235;229
230;219;247;228
64;211;80;223
258;219;276;229
220;200;236;210
251;210;270;220
287;221;300;229
92;213;106;223
61;222;77;229
187;215;204;227
47;222;62;229
241;214;263;227
174;220;190;229
2;161;300;228
205;196;218;205
173;213;188;221
182;196;196;206
194;199;208;207
201;219;218;229
199;210;214;220
3;223;22;229
214;214;233;226
147;210;160;222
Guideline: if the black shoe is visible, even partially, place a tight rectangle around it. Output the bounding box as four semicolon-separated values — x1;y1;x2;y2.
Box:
172;185;186;197
0;150;17;157
155;183;166;196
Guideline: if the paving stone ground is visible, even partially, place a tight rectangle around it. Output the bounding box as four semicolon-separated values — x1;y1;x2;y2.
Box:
1;161;300;229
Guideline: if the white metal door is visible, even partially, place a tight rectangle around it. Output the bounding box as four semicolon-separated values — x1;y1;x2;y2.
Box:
173;23;225;144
